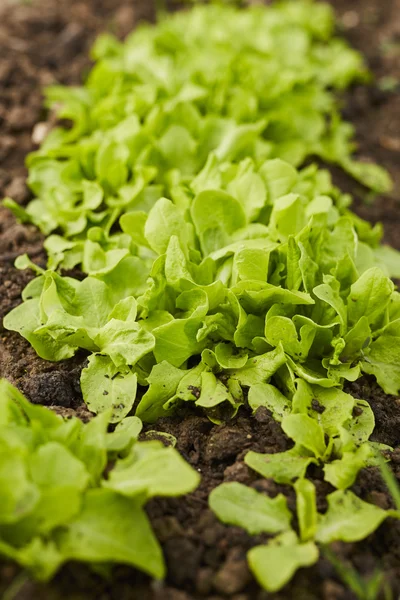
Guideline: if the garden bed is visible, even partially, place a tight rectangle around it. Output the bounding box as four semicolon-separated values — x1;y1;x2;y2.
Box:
1;1;400;599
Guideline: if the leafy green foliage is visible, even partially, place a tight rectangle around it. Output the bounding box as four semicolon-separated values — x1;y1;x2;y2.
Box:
4;2;400;428
2;1;400;594
209;482;292;535
319;457;400;600
248;531;319;593
245;380;376;491
209;476;395;592
5;157;400;424
0;379;200;580
315;490;388;544
4;2;392;244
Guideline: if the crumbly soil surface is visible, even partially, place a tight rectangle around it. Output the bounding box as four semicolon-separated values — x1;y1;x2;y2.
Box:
1;1;400;599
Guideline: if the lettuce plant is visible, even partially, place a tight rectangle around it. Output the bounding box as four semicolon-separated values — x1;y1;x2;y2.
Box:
0;379;199;580
245;379;379;488
210;478;399;592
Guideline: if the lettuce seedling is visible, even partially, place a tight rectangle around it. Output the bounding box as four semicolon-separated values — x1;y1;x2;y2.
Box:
210;477;396;592
0;379;199;581
246;378;377;489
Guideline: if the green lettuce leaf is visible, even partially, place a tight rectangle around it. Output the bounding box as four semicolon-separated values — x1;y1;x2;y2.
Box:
104;441;200;499
209;482;292;535
57;489;164;579
316;490;388;543
245;449;317;485
248;532;318;593
81;355;138;423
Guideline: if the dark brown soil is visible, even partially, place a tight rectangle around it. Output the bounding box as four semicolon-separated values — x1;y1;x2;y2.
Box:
1;1;400;599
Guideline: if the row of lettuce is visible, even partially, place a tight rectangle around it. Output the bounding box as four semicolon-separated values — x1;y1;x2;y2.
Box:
2;1;400;594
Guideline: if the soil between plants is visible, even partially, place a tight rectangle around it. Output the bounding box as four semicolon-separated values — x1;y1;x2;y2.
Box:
1;1;400;599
